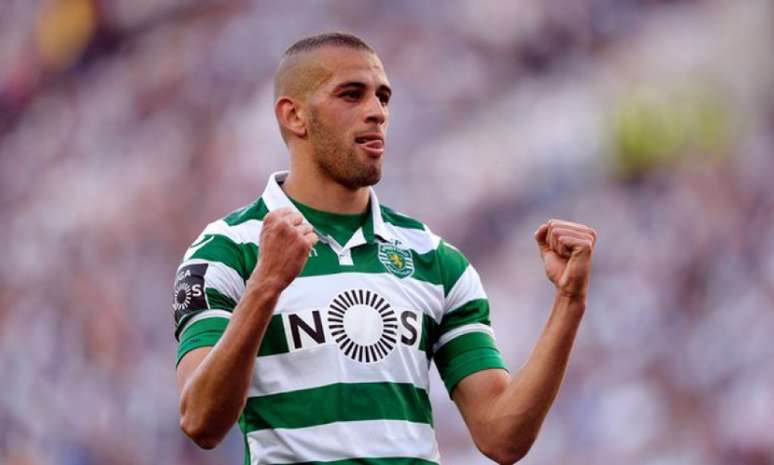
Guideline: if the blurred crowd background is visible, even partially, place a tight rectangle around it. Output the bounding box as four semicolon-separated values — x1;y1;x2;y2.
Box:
2;0;773;464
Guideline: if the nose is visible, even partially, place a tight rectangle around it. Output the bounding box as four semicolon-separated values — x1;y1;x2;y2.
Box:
364;94;387;126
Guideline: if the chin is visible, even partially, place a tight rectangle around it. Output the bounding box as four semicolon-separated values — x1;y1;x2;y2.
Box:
362;167;382;186
340;169;381;189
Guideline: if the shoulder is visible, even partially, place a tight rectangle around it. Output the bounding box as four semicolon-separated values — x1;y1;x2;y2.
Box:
188;197;269;249
379;204;441;254
178;197;269;277
378;206;486;319
378;204;470;285
379;204;426;230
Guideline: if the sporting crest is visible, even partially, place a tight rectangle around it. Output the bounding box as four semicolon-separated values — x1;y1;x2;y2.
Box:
378;243;414;278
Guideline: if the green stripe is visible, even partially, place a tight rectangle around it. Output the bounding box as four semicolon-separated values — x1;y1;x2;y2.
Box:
434;331;506;395
436;351;507;396
188;235;248;280
174;287;235;337
176;316;229;365
434;331;498;366
209;225;462;291
380;205;425;230
242;423;250;465
257;314;288;356
205;287;237;310
237;241;445;285
175;312;286;358
291;458;438;465
419;314;437;359
438;299;490;335
292;244;442;286
242;382;432;432
436;241;470;296
223;198;269;226
185;198;475;298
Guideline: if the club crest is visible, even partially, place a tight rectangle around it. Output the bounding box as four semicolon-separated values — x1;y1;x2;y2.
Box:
378;243;414;278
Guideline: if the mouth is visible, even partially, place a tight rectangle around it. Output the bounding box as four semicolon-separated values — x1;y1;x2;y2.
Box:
355;133;385;156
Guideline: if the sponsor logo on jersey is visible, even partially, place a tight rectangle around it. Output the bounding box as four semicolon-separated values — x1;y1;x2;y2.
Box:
173;263;208;323
378;243;414;278
328;289;398;363
282;289;421;363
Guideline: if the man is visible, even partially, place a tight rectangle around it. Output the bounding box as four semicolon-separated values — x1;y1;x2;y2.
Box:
173;32;597;465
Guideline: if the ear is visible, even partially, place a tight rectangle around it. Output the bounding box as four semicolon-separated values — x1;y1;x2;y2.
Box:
275;97;307;138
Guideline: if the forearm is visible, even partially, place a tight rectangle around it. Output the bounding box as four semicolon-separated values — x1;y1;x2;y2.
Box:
489;293;586;459
178;278;280;446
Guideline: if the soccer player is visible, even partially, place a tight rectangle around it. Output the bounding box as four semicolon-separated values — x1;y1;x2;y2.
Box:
173;32;597;465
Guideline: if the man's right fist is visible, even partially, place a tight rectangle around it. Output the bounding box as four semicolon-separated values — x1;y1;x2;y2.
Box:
250;207;318;292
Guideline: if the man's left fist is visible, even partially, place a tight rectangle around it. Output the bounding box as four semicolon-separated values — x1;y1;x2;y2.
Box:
534;219;597;299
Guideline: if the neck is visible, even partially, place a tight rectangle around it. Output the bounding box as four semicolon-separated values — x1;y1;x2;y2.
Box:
282;159;371;215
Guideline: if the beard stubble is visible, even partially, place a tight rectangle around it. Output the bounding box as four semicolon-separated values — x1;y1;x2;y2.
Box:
308;110;382;190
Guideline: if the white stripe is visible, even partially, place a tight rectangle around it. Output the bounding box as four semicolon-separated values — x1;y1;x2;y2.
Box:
183;235;215;260
384;223;437;255
179;258;246;305
248;343;429;397
433;323;494;353
178;309;232;340
204;261;245;304
278;272;445;323
190;218;263;249
425;225;442;249
247;419;440;465
444;265;487;313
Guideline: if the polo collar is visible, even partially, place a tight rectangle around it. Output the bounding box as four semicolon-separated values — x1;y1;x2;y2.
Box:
261;171;394;244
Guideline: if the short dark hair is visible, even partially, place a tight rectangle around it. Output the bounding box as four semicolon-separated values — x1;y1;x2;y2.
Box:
283;32;375;58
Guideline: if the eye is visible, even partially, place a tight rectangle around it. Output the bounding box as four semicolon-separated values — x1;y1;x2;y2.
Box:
378;93;390;106
341;91;360;100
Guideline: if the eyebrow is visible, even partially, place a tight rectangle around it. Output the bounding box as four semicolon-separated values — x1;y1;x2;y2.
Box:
333;81;392;97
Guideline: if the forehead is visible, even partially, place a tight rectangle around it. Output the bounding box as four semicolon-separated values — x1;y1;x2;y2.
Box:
313;47;389;89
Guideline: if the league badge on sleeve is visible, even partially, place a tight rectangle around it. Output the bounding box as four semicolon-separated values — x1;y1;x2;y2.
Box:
173;263;209;324
378;243;414;278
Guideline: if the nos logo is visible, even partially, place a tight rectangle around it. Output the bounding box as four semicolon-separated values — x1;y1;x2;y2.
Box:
283;289;421;363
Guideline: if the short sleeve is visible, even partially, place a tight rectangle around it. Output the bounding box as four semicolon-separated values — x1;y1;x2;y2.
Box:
433;241;508;395
172;226;247;365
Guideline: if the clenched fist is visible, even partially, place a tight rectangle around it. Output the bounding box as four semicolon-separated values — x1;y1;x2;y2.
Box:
534;219;597;299
249;207;318;293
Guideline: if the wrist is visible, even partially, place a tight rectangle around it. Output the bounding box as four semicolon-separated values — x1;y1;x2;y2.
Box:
555;291;587;312
246;273;285;299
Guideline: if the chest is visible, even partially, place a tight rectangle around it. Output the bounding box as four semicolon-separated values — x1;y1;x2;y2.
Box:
277;283;430;360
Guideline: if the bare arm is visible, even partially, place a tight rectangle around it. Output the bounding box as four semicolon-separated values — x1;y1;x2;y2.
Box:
453;219;596;464
175;208;318;449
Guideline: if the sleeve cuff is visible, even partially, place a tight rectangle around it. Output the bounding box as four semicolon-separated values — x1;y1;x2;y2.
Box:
434;331;508;396
440;347;508;396
176;316;229;366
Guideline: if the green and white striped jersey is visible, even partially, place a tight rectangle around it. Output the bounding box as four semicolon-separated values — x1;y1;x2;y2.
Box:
173;171;507;465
